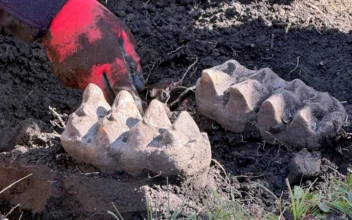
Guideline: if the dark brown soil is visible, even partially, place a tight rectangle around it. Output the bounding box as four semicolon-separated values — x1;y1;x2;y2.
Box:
0;0;351;219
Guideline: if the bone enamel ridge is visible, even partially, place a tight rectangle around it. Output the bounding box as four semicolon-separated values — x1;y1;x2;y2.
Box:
61;84;211;186
196;60;347;150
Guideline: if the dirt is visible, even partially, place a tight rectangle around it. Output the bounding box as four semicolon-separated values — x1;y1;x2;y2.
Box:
0;0;351;219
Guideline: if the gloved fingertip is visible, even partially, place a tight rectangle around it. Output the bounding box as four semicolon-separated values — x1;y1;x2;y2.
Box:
133;74;145;91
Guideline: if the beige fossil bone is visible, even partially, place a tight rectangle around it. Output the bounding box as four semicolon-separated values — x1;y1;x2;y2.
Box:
196;60;347;149
61;84;211;186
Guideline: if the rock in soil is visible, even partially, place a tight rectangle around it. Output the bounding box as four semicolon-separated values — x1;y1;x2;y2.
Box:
0;118;51;152
196;60;347;150
288;148;321;184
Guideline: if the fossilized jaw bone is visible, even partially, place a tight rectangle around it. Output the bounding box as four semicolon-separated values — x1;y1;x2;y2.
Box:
62;83;113;168
196;60;286;134
257;79;347;150
61;84;211;186
196;60;347;150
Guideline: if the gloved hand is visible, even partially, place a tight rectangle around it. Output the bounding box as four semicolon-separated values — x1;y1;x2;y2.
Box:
0;0;145;109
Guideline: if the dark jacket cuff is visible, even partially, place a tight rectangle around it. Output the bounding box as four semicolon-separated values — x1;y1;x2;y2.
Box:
0;0;68;32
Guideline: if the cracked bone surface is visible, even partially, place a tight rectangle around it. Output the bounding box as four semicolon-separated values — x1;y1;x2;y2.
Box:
61;84;211;186
196;60;347;150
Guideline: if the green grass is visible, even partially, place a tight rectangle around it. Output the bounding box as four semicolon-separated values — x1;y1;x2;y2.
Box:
107;186;277;220
108;172;352;220
285;172;352;219
205;191;252;220
286;178;320;220
321;172;352;218
108;193;259;220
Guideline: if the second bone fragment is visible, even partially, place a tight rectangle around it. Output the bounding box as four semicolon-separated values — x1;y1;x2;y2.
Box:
196;60;347;150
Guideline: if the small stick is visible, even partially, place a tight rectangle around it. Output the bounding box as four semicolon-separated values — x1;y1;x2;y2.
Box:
181;57;199;82
5;203;21;218
86;212;97;220
24;86;38;102
18;212;23;220
0;173;33;195
164;57;198;108
189;67;198;78
270;34;275;53
234;174;265;179
145;62;157;84
325;165;345;178
261;54;274;60
285;22;292;33
145;58;162;84
25;90;35;101
304;2;323;14
49;106;66;128
315;27;322;35
167;45;185;55
208;41;218;52
211;159;229;180
143;171;162;181
167;86;195;108
76;166;100;176
50;120;65;129
288;56;300;75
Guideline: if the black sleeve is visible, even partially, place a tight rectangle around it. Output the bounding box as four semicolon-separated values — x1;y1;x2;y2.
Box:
0;0;68;31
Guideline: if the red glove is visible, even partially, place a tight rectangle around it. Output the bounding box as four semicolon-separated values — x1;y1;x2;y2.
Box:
41;0;144;106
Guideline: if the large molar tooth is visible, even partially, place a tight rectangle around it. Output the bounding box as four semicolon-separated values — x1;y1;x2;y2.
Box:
111;90;142;128
286;107;317;149
127;121;158;150
227;79;266;114
162;111;200;147
317;111;345;137
308;92;334;113
284;79;313;99
81;83;111;118
258;68;286;91
120;121;160;176
143;99;171;129
212;60;255;77
198;69;235;98
258;94;286;140
172;111;200;139
95;116;129;149
64;115;98;138
288;107;314;132
62;84;111;139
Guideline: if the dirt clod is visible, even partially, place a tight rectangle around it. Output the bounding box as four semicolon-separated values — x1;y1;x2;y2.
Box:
288;148;321;184
0;118;51;152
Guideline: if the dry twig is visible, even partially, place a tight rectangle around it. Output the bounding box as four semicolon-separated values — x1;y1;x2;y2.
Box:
5;203;20;218
181;57;199;82
0;173;33;195
288;56;301;75
167;45;185;55
167;86;196;108
76;166;100;176
49;106;66;129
